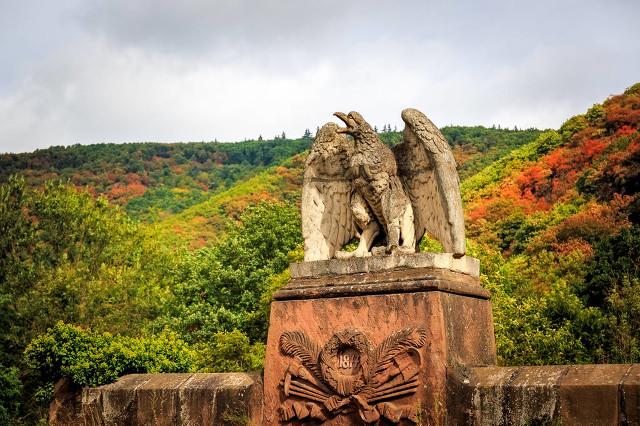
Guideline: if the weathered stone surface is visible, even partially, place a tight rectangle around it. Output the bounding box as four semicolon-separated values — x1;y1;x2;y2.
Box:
135;374;190;425
466;365;566;425
291;253;480;279
49;378;83;426
622;363;640;424
179;373;254;425
83;374;150;425
467;366;520;425
51;373;263;426
461;364;640;426
263;267;495;425
302;109;466;261
504;365;566;424
281;255;485;303
440;293;496;367
558;364;631;426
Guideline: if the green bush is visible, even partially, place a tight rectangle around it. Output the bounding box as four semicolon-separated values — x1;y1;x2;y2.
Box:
0;364;21;424
165;201;302;344
585;103;605;126
195;330;265;373
24;322;196;387
624;82;640;95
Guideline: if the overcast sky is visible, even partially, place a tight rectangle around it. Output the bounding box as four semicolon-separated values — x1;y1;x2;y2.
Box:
0;0;638;153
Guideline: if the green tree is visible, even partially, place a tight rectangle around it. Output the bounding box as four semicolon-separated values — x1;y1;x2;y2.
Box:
0;364;21;424
164;201;302;346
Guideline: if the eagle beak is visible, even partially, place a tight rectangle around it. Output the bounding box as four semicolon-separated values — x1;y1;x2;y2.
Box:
334;112;353;133
334;111;349;124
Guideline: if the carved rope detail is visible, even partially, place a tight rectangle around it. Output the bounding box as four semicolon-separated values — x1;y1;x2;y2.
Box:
278;327;427;424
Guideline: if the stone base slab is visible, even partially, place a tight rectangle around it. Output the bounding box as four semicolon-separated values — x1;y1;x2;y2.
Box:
290;253;480;279
277;265;488;301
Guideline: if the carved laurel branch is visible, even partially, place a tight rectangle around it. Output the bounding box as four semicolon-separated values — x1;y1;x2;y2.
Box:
319;329;371;396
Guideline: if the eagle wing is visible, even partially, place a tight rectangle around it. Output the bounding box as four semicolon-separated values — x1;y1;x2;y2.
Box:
393;108;465;256
301;123;356;261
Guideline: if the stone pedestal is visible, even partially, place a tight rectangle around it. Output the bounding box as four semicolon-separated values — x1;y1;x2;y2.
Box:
263;253;496;425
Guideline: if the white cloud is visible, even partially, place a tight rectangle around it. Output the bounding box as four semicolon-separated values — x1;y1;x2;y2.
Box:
0;0;638;153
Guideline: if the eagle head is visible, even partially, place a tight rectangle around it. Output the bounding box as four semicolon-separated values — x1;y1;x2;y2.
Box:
334;111;370;137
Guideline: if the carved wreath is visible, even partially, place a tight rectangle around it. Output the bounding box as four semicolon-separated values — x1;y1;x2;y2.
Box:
279;327;427;424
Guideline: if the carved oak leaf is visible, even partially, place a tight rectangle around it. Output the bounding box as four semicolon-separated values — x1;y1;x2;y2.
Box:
280;331;323;381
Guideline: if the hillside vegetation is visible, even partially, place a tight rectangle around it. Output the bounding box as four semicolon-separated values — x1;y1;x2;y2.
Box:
1;86;638;424
462;83;640;364
0;126;541;223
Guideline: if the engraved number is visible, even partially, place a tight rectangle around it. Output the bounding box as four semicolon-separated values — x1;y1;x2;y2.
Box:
338;353;359;369
339;354;350;368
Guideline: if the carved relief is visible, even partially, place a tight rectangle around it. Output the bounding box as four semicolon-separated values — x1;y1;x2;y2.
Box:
278;328;427;423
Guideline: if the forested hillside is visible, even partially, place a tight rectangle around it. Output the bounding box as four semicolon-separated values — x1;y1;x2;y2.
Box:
462;83;640;365
1;86;638;424
0;137;312;222
0;126;540;223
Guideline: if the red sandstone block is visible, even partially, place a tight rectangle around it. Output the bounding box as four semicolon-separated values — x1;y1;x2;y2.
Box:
469;366;568;425
622;364;640;425
504;366;566;424
52;373;263;426
82;374;152;425
264;287;496;425
208;373;264;426
135;373;194;425
177;374;229;425
470;366;520;387
469;366;520;424
440;293;496;366
558;364;631;426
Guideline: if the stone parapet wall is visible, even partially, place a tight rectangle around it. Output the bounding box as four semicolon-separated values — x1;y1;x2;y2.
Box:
51;365;640;425
454;364;640;425
50;373;263;426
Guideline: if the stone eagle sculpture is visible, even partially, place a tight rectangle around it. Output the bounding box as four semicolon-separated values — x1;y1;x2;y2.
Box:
301;108;465;262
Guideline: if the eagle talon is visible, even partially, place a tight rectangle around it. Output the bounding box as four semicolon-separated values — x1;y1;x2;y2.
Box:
335;248;371;259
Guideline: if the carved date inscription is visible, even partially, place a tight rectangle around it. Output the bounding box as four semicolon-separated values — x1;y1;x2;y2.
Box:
338;350;359;370
278;327;427;424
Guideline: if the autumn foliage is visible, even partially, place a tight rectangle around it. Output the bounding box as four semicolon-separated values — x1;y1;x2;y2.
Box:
462;84;640;367
467;85;639;246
